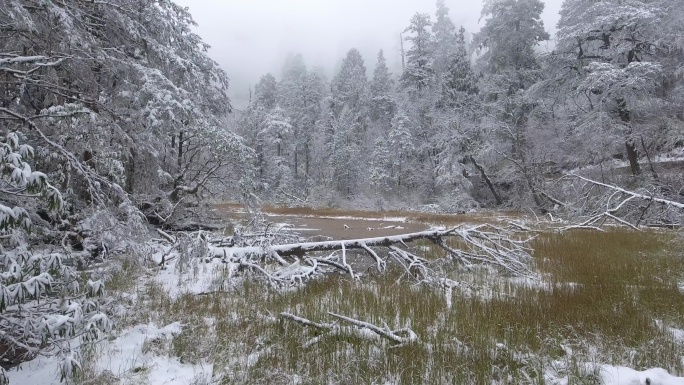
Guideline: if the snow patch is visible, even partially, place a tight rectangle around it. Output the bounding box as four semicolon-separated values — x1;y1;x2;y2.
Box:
94;322;212;384
8;322;211;385
7;355;62;385
153;253;233;298
599;366;684;385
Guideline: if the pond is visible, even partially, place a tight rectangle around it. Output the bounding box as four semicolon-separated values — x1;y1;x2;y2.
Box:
215;203;520;240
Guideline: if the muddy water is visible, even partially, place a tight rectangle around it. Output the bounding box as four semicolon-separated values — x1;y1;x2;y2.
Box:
264;214;428;241
216;205;430;240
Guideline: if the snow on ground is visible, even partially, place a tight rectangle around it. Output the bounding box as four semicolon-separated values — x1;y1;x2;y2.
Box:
147;240;242;298
7;355;63;385
654;148;684;162
153;253;234;298
600;366;684;385
94;322;212;384
543;365;684;385
9;227;684;385
7;322;211;385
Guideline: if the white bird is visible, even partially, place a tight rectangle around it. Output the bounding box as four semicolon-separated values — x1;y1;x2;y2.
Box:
367;227;374;231
343;224;349;229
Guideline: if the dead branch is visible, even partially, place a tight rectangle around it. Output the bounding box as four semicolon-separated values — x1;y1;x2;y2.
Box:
327;312;418;345
469;155;503;205
280;311;418;347
156;229;176;243
279;312;333;331
558;174;684;230
570;174;684;209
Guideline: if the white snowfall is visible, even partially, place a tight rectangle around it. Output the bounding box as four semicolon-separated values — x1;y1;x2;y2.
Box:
8;246;684;385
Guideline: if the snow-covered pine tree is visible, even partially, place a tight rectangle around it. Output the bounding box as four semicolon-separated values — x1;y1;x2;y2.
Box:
387;111;417;190
259;107;294;193
475;0;549;94
401;13;436;96
432;0;459;78
439;27;479;110
299;70;327;191
277;54;316;194
328;48;370;197
255;73;279;110
370;50;396;124
332;48;369;116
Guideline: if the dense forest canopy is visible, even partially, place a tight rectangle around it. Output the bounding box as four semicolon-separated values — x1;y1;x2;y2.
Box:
237;0;684;212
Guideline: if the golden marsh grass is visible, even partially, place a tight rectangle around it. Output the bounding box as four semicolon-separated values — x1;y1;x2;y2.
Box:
106;228;684;384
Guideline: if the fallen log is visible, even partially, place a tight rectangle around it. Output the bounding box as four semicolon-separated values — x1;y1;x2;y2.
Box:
208;224;535;279
210;228;463;259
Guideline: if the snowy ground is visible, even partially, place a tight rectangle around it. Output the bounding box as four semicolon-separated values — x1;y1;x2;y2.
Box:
599;366;684;385
8;322;212;385
7;227;684;385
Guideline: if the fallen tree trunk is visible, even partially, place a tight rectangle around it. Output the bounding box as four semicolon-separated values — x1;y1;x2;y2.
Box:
207;224;536;280
209;228;459;259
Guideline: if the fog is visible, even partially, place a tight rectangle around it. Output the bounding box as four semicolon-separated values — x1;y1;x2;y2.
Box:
173;0;564;108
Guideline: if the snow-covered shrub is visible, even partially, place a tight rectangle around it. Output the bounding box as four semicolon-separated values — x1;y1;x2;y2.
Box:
0;134;112;374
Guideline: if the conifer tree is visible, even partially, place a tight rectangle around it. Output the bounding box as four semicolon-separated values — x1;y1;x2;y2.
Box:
401;13;435;95
433;0;459;77
440;27;479;109
370;50;396;123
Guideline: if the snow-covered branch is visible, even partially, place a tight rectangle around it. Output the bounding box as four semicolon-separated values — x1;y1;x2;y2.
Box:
558;174;684;230
201;225;535;283
280;311;418;347
569;174;684;210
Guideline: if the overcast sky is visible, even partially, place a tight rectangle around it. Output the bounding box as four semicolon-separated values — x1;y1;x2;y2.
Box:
174;0;564;108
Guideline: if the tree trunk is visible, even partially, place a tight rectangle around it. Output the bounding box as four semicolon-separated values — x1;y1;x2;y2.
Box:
125;148;136;194
257;143;264;177
616;97;640;176
469;155;503;205
640;136;659;181
177;131;183;168
305;142;310;187
625;138;641;176
399;33;405;70
294;144;298;179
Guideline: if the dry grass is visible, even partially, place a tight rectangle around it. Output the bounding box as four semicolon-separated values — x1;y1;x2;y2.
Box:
99;227;684;384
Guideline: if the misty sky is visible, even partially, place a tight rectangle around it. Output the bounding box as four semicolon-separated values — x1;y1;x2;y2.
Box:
174;0;564;108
